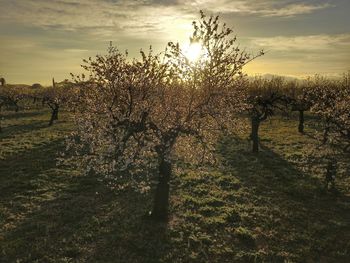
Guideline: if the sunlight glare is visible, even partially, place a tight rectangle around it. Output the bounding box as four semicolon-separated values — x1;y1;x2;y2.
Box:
185;42;202;62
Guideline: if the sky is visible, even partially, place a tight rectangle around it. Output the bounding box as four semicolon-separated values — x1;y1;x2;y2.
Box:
0;0;349;85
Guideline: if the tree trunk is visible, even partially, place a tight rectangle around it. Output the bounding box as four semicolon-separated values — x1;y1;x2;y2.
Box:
323;124;330;145
14;102;19;112
0;105;2;133
298;110;304;133
152;157;172;222
251;117;260;153
49;107;58;126
54;106;59;120
49;112;54;126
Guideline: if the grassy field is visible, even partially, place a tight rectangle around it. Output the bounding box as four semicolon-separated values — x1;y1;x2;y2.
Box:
0;109;349;262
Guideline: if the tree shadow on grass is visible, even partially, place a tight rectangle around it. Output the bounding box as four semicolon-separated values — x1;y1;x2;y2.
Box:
0;139;65;200
0;120;49;138
0;141;169;263
218;136;350;262
2;110;44;120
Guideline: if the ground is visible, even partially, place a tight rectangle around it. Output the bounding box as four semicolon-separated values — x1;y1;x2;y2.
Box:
0;109;349;262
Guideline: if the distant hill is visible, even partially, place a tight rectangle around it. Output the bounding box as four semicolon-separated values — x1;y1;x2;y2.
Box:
4;84;31;89
247;73;299;81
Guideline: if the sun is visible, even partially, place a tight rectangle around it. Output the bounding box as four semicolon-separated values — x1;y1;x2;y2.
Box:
185;42;202;62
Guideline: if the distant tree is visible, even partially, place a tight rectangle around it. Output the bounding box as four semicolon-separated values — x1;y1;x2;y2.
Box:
247;77;290;153
0;85;28;112
41;79;73;126
0;86;8;132
0;84;29;132
0;77;5;86
65;11;262;221
283;80;312;133
307;74;350;152
31;83;43;89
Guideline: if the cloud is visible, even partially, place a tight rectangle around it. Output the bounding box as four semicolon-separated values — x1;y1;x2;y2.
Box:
244;33;350;78
259;3;331;17
0;0;333;35
178;0;332;17
0;0;346;84
249;34;350;51
64;49;89;52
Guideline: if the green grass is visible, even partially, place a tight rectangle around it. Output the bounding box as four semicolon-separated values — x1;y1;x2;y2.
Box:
0;110;349;262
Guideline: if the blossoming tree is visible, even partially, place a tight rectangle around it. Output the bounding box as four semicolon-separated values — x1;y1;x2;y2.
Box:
66;12;262;221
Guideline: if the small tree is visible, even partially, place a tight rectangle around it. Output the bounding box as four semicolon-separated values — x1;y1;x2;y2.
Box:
66;11;262;221
301;74;350;192
0;85;28;112
41;79;73;126
307;74;350;151
283;80;311;133
247;77;289;153
0;77;5;86
31;83;43;89
0;86;8;132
